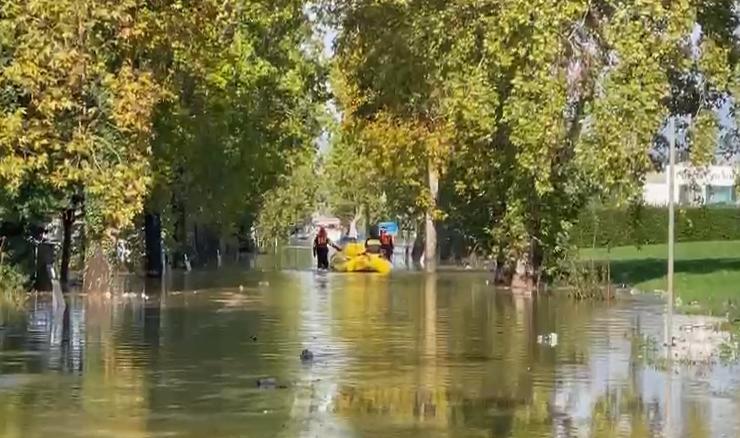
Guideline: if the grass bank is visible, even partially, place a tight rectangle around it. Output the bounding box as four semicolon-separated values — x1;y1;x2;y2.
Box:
580;240;740;318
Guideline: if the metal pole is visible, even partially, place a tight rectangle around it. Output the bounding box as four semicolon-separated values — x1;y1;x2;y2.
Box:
663;117;677;437
666;117;676;348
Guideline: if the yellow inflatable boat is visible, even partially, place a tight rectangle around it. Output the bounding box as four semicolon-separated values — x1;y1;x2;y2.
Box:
330;243;392;274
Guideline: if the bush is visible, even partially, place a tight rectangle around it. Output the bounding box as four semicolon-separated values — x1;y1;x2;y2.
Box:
572;206;740;248
0;262;27;307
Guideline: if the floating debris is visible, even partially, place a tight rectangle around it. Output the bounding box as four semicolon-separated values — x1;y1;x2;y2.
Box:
258;281;270;287
256;378;277;388
256;378;287;390
300;349;314;362
537;333;558;347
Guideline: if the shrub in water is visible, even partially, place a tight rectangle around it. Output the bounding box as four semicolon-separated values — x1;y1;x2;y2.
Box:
0;263;27;307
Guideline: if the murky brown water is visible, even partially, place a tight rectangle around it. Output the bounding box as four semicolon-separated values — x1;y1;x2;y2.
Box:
0;267;739;437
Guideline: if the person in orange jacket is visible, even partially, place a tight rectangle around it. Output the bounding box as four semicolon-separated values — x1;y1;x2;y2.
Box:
379;229;394;261
313;227;340;270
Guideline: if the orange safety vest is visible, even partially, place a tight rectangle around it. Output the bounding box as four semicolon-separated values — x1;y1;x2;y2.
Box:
316;236;328;247
380;234;392;246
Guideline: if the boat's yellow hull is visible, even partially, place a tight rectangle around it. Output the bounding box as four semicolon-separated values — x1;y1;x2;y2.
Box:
330;243;392;274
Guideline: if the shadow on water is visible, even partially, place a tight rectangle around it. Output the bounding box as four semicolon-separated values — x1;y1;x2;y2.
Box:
0;270;737;437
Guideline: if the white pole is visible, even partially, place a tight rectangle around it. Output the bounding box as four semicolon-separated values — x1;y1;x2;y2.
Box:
666;117;676;348
663;116;677;438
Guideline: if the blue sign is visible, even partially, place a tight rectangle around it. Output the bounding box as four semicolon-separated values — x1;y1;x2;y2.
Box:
378;221;399;236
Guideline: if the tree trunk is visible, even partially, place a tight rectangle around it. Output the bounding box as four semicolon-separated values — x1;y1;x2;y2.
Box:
60;207;75;291
83;244;111;295
510;240;543;296
218;236;225;268
363;203;370;237
404;229;411;269
349;207;361;239
411;221;424;266
494;249;512;285
79;193;86;268
145;213;163;278
172;193;187;268
511;256;535;295
424;159;439;273
193;223;200;265
34;242;55;292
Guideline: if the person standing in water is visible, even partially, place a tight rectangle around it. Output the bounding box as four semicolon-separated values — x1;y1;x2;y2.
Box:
313;227;339;270
379;229;394;261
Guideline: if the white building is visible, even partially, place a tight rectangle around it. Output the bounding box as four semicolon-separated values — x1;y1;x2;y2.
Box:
643;164;738;206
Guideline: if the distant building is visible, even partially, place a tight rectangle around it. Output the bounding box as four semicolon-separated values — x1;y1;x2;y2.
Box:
643;164;738;206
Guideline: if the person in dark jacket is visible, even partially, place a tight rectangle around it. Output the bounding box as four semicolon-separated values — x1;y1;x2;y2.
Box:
313;227;339;270
379;229;394;261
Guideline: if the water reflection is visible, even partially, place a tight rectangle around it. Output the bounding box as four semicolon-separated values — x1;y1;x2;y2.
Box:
0;271;737;437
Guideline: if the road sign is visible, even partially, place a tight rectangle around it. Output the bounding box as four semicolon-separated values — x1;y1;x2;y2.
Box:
378;221;399;236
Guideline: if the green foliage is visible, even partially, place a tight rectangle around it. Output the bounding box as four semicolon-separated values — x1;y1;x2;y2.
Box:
327;0;712;281
689;110;720;167
324;126;387;225
150;0;326;241
0;264;26;304
0;0;167;239
559;260;614;301
572;206;740;248
1;0;325;272
0;240;26;307
255;151;321;243
2;0;737;280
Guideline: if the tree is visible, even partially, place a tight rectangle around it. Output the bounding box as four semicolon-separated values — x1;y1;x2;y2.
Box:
328;2;477;271
326;0;708;288
147;0;326;267
1;0;327;280
0;0;165;236
255;150;321;244
0;0;174;287
324;121;386;230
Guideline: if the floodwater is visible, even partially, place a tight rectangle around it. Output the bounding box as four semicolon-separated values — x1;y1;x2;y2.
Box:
0;266;739;437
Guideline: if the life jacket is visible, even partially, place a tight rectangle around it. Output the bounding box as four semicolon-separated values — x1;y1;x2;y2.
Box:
316;235;328;248
380;234;392;246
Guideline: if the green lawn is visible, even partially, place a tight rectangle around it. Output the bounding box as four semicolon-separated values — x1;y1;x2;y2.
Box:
580;240;740;318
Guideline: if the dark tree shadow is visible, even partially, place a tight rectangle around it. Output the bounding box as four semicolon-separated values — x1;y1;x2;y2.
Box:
606;258;740;285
